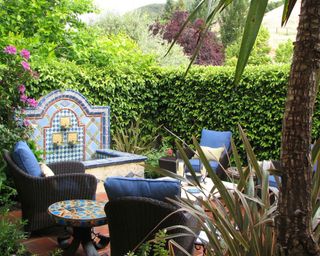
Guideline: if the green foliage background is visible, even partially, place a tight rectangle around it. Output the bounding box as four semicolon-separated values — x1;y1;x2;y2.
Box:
225;26;272;66
25;62;306;160
219;0;249;47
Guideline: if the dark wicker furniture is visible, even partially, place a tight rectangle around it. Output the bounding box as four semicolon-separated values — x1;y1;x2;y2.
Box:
177;144;232;179
105;196;199;256
158;156;178;173
2;150;97;232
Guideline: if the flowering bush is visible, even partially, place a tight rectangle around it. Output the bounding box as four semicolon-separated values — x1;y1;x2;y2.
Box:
0;46;39;210
0;45;38;130
166;148;174;157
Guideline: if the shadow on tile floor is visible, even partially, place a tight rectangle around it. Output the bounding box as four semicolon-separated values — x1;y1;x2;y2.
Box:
22;225;110;256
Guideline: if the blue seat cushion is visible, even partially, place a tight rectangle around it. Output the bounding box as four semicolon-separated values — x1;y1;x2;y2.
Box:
188;159;219;173
268;175;279;188
12;141;42;177
200;129;232;150
104;177;181;202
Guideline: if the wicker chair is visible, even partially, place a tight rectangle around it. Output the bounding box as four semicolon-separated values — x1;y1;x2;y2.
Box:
2;149;97;232
105;196;199;256
177;129;232;179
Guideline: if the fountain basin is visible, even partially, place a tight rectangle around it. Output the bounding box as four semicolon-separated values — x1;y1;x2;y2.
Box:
84;149;147;192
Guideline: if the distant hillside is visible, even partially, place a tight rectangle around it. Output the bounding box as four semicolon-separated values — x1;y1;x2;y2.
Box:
262;0;300;50
134;3;164;18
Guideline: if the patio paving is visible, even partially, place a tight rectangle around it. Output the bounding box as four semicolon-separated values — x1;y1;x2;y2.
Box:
8;192;204;256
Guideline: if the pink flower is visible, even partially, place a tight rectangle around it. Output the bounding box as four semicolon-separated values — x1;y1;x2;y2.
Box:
23;120;31;127
20;49;30;60
20;94;28;103
27;98;38;107
18;84;26;94
167;148;173;156
4;45;17;54
21;61;31;71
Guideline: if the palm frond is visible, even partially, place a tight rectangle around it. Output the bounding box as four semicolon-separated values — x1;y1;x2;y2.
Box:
282;0;298;26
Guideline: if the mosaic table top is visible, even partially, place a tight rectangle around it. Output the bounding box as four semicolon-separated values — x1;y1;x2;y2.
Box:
48;200;107;227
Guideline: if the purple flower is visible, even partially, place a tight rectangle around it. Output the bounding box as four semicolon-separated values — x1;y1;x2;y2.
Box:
27;98;38;107
18;84;26;94
4;45;17;54
20;49;30;60
23;119;31;127
20;94;28;103
21;61;31;71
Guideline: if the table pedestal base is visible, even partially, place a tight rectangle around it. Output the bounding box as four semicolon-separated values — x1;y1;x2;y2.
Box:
60;227;101;256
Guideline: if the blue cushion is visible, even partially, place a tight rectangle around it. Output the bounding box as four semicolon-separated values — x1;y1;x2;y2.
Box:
188;159;219;173
104;177;181;201
12;141;42;177
268;175;279;188
200;129;232;150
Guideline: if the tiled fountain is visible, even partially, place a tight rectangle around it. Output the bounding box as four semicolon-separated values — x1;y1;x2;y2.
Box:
25;90;146;188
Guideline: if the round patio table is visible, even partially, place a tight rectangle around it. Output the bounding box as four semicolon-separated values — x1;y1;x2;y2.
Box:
48;199;107;256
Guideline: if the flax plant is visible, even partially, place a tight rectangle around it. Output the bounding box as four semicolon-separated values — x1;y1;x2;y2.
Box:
150;125;320;255
154;125;279;256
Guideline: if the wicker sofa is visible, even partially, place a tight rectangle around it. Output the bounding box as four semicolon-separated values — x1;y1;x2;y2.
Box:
105;196;199;256
3;149;97;232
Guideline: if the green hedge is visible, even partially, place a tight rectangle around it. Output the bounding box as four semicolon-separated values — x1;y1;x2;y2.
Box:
156;65;289;160
29;61;320;160
31;60;160;134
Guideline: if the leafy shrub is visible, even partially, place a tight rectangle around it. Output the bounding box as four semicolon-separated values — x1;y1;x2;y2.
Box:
95;12;189;67
0;0;94;61
144;137;174;178
151;11;225;66
126;229;169;256
0;45;38;129
0;45;37;203
274;40;294;64
0;213;27;256
219;0;249;47
156;65;291;160
225;26;272;66
0;124;25;209
0;165;17;210
112;118;158;155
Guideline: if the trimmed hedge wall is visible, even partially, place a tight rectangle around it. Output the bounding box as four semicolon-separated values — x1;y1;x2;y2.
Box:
29;61;320;160
156;65;290;160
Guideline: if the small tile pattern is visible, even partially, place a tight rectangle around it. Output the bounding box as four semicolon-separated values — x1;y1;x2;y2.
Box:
24;90;110;163
45;109;84;163
48;200;107;227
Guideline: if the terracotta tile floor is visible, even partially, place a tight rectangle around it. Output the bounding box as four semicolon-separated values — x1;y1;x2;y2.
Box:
9;192;204;256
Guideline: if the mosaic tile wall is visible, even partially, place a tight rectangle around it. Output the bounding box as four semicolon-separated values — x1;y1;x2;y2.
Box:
25;90;110;163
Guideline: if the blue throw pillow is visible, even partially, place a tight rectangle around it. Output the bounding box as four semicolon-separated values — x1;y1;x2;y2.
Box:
104;177;181;202
200;129;232;150
12;141;42;177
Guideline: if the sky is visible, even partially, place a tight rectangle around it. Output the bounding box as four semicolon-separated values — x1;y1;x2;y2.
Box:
94;0;166;14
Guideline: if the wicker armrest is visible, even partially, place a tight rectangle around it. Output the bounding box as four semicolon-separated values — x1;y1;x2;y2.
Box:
176;146;195;159
48;161;85;175
216;147;232;179
21;173;97;205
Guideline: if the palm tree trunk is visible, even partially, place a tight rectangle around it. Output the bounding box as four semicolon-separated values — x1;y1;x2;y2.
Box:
277;0;320;255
